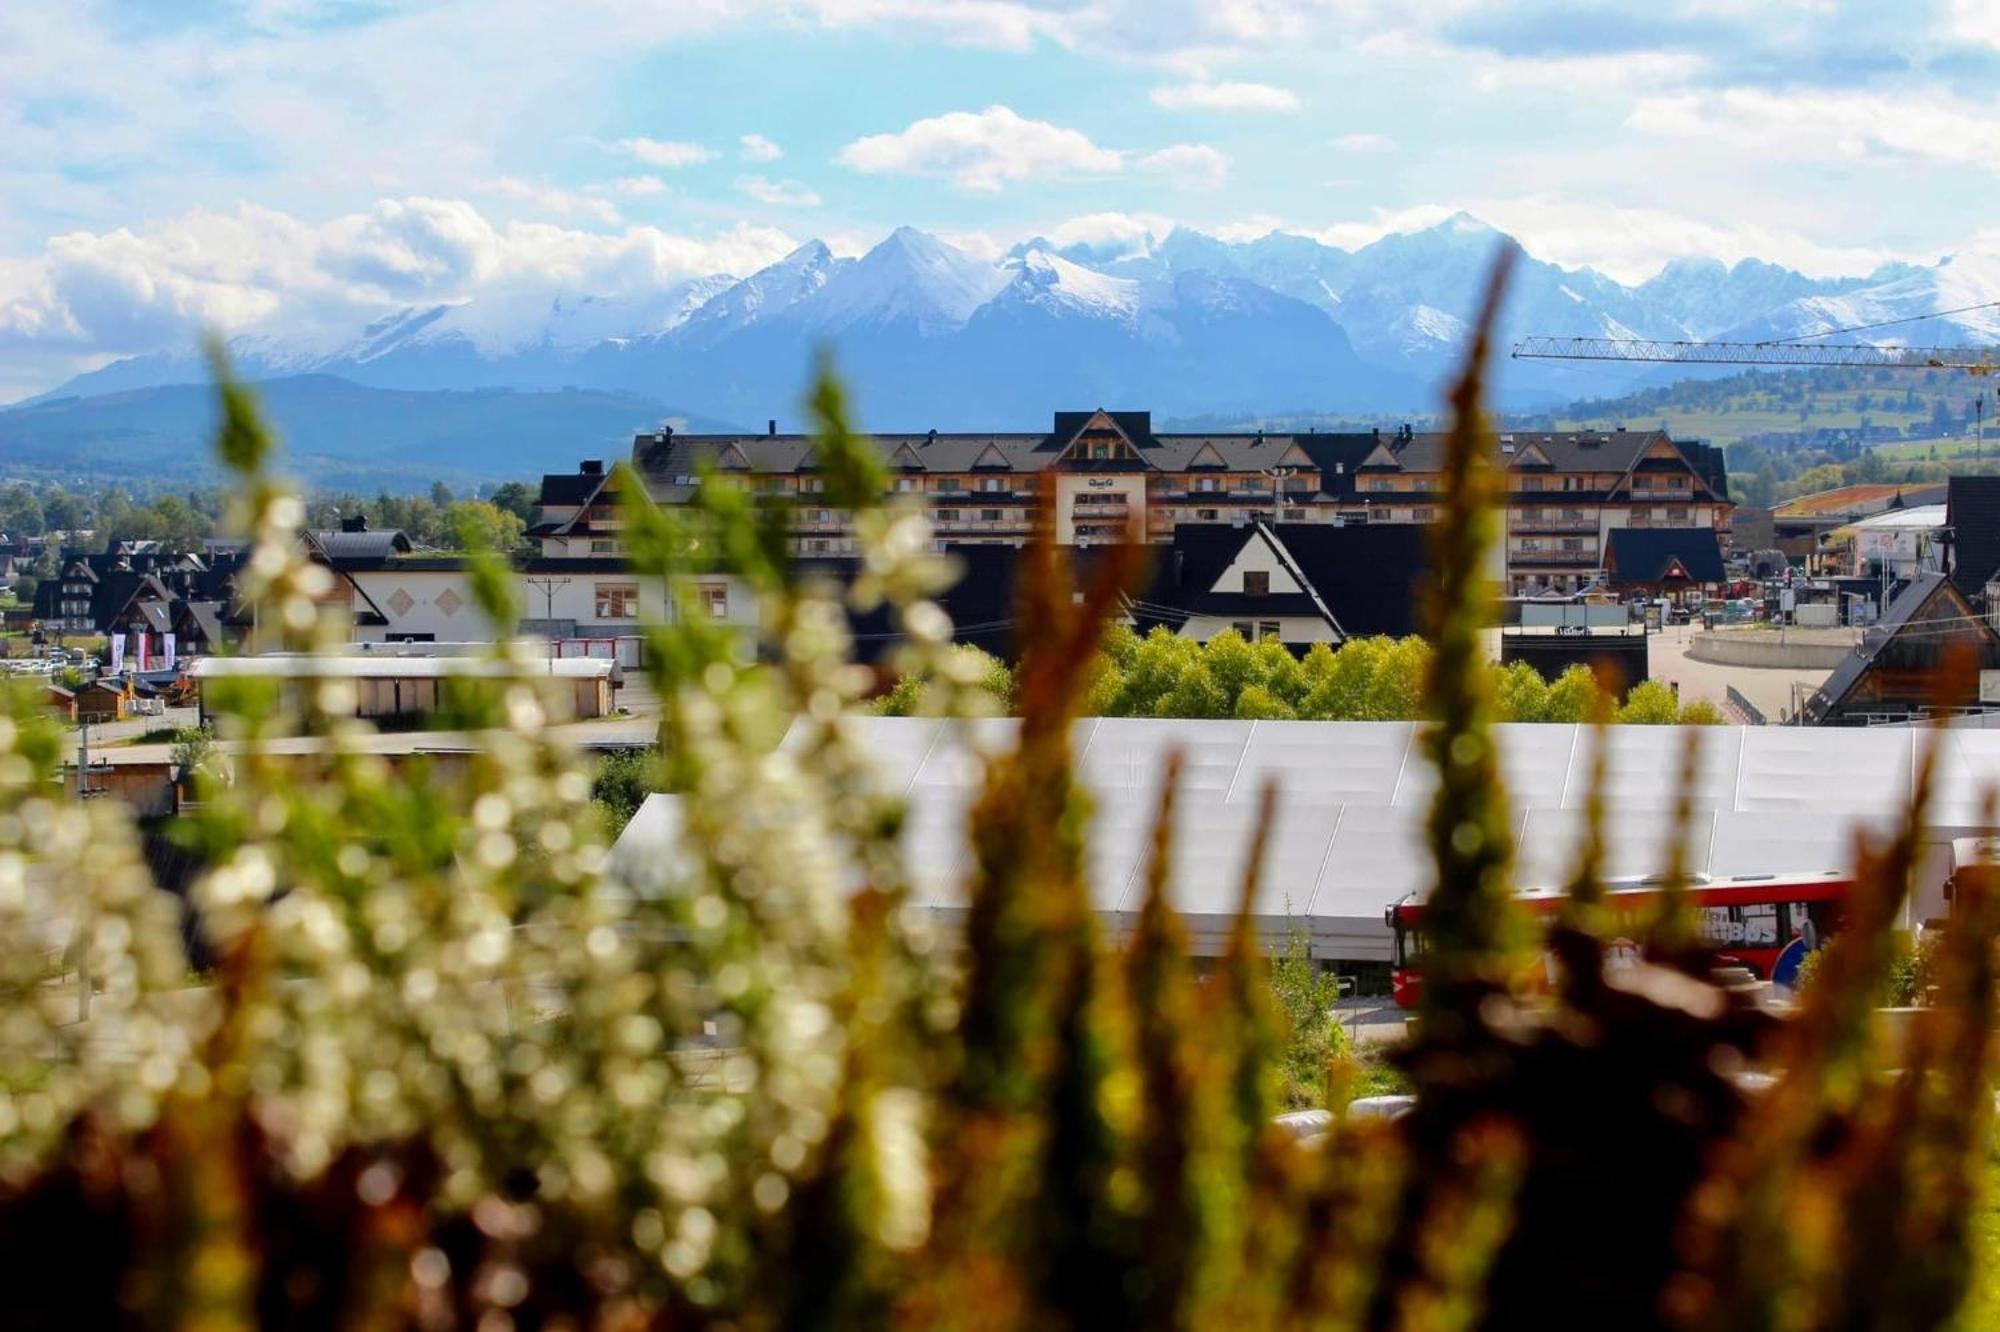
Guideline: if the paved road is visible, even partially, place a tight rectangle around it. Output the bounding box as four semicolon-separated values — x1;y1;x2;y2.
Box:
1646;625;1833;722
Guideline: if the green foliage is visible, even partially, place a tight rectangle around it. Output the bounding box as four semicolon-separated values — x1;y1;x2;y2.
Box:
169;722;216;781
441;498;528;556
1616;679;1684;725
590;747;653;835
873;645;1014;716
1267;918;1349;1108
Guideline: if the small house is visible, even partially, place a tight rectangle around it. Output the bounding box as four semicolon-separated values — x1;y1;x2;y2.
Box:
1802;572;2000;725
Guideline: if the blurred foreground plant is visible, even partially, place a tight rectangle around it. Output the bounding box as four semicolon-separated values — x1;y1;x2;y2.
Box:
0;278;1993;1332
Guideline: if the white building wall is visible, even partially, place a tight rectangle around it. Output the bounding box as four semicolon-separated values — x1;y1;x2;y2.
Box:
1177;614;1337;645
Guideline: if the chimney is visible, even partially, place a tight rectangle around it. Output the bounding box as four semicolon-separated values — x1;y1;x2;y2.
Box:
579;459;605;476
926;428;937;447
655;423;674;444
768;419;777;437
1372;426;1381;444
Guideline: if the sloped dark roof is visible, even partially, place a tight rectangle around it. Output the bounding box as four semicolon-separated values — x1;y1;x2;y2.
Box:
1603;527;1725;584
1948;475;2000;599
796;544;1036;664
1295;435;1379;499
309;529;415;563
538;472;608;506
1809;573;1944;721
1266;522;1432;638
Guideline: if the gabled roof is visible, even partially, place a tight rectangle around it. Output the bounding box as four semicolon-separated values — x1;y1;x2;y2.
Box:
1806;572;2000;722
1262;522;1433;639
1603;528;1725;585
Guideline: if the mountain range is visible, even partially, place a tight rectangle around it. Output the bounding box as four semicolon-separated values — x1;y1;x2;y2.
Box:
10;212;2000;485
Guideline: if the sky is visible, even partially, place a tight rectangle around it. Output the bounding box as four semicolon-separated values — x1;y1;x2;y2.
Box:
3;0;1999;398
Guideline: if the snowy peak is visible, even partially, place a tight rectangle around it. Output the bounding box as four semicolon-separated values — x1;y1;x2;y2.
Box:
678;239;849;345
805;227;1010;334
992;248;1141;320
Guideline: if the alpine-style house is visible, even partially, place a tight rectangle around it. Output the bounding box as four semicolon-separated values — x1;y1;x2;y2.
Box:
531;411;1732;596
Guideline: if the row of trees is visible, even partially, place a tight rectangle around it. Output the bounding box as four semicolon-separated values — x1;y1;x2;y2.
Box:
0;476;540;563
882;626;1725;725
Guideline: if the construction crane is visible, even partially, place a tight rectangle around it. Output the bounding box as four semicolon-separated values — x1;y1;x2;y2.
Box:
1511;335;1997;374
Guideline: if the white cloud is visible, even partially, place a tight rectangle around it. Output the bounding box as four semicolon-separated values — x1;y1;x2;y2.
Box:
1149;80;1299;111
0;197;796;371
737;176;824;207
836;105;1123;192
615;137;715;168
1044;211;1172;261
1331;132;1397;153
477;177;624;225
1628;88;2000;172
608;175;668;196
739;133;784;162
1138;144;1231;191
1209;214;1290;243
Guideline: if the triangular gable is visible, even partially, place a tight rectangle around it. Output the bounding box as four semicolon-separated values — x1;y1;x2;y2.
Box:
1508;442;1554;468
1056;409;1143;464
971;443;1012;470
1275;442;1315;469
793;448;821;473
1252;524;1343;636
1660;556;1691;581
1187;442;1228;469
717;443;754;471
887;442;927;471
1359;444;1403;470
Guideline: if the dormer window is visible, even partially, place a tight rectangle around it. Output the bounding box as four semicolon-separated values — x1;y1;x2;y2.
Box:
1243;571;1270;597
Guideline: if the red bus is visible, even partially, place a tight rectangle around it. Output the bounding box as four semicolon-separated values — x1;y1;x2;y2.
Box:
1385;871;1852;1009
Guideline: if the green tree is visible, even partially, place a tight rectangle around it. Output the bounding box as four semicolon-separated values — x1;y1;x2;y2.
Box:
1492;660;1551;723
1233;683;1296;720
1616;679;1683;724
443;499;527;555
1542;664;1603;722
488;480;538;524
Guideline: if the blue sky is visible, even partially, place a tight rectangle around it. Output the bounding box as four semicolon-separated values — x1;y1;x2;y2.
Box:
3;0;1998;396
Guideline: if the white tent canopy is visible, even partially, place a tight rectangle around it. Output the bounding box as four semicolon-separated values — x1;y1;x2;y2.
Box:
611;718;1995;962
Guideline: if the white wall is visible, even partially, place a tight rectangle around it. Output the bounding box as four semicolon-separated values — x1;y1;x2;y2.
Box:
1177;614;1337;645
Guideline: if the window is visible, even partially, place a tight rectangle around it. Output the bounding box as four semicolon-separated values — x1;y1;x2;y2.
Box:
1197;508;1220;521
1366;479;1394;493
1258;621;1281;642
801;477;824;494
805;539;828;553
590;539;620;554
894;477;918;493
700;584;728;619
1243;571;1270;597
1232;621;1254;638
1560;538;1584;552
935;509;959;521
937;478;966;493
981;509;1002;523
1196;476;1221;493
595;583;639;619
1414;507;1437;523
1669;474;1689;489
1520;477;1544;491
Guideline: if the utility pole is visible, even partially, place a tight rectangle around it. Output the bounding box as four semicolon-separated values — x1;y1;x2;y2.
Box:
1263;466;1296;526
522;574;574;626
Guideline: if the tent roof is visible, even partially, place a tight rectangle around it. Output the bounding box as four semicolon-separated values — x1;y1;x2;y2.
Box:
610;717;1995;961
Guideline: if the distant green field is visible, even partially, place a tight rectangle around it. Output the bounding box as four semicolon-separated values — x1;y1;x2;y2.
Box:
1555;403;1935;446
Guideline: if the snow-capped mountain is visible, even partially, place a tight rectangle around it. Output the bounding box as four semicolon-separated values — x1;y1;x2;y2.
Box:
1716;249;2000;348
23;216;2000;427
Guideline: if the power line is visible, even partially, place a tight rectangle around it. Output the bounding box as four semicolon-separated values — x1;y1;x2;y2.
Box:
1770;298;2000;346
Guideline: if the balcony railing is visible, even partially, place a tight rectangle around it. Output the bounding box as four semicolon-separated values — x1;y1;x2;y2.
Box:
1509;517;1598;533
1509;549;1601;566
